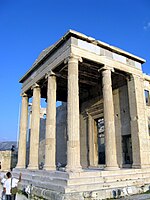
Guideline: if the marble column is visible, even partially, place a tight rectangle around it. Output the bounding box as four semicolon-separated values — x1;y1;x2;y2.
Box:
101;66;119;170
44;71;56;170
127;74;150;168
16;93;28;168
66;55;82;171
28;84;41;169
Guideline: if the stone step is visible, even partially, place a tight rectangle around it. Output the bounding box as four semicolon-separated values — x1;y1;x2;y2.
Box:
13;173;68;189
28;180;66;193
67;176;104;185
13;168;69;179
102;172;150;183
19;179;66;193
13;168;150;188
13;168;150;180
18;172;150;189
15;172;141;187
22;175;68;186
12;168;150;195
31;171;150;189
68;168;150;178
65;177;150;193
67;170;150;186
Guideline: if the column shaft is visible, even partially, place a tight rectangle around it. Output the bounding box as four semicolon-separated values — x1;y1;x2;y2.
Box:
28;84;41;169
16;94;28;168
128;75;150;168
102;66;119;170
66;56;81;171
44;74;56;170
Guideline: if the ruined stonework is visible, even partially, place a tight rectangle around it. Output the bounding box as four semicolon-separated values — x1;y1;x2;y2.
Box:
0;142;17;171
14;30;150;199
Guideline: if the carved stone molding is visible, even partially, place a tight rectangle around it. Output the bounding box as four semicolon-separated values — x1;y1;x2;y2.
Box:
98;65;114;73
45;70;56;79
127;73;144;82
31;83;40;90
64;54;82;64
20;92;28;97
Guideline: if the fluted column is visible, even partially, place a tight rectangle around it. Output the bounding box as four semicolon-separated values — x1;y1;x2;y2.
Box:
44;71;56;170
66;55;82;171
16;93;28;168
28;84;41;169
127;74;150;168
101;66;119;170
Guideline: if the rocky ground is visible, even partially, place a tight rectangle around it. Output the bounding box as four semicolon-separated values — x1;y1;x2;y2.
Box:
1;184;150;200
120;194;150;200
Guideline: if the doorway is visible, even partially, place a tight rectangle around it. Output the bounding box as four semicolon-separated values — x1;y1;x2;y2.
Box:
122;135;133;166
96;118;105;165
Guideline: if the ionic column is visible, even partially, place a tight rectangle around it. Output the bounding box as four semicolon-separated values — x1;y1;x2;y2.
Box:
16;93;28;168
101;66;119;170
127;74;150;168
44;71;56;170
66;55;82;171
28;84;41;169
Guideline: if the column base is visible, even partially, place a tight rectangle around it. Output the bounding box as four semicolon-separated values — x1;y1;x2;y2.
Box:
15;165;26;169
27;165;39;170
43;165;56;171
132;164;150;169
132;163;141;169
105;166;120;171
65;165;82;172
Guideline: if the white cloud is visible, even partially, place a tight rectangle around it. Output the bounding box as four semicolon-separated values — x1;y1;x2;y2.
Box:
144;22;150;30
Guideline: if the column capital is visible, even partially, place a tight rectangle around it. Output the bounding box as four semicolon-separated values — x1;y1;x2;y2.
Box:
31;83;40;90
64;54;82;64
20;93;28;97
127;73;144;82
45;70;56;79
98;65;114;73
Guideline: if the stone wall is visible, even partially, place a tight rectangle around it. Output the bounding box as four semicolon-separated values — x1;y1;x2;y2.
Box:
113;85;131;167
144;79;150;136
56;103;67;166
36;103;67;168
39;118;46;168
0;151;17;171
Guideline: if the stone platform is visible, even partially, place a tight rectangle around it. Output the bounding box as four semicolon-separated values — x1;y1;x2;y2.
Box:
13;168;150;200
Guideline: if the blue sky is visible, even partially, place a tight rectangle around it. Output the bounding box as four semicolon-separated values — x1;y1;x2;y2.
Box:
0;0;150;141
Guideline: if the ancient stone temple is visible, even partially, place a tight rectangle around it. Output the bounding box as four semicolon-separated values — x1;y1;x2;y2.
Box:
14;30;150;200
